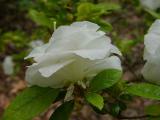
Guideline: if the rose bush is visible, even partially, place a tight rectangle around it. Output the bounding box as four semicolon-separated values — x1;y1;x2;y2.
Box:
143;20;160;85
25;21;122;88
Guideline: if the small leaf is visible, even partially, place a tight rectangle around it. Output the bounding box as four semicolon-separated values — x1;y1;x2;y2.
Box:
85;92;104;110
89;69;122;92
29;9;53;28
145;104;160;116
76;2;120;21
126;83;160;100
77;3;93;20
3;86;59;120
49;101;74;120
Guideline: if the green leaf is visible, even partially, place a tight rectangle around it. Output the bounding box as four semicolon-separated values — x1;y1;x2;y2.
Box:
89;69;122;92
29;9;54;28
145;104;160;116
94;19;113;31
77;2;120;21
145;8;160;19
96;3;121;12
3;86;59;120
77;3;93;20
126;83;160;100
49;101;74;120
85;92;104;110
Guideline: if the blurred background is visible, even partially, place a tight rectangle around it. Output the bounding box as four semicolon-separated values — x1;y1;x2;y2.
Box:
0;0;159;119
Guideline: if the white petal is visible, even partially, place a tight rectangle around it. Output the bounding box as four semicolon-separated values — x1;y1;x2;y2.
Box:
49;26;72;42
110;45;122;56
52;58;87;83
29;40;44;48
39;59;74;77
26;65;66;88
72;36;111;60
73;49;108;60
144;33;160;59
148;20;160;34
47;28;105;52
82;36;110;49
25;43;49;60
142;62;160;85
26;57;87;88
142;20;160;85
143;20;160;60
71;21;100;31
86;56;122;78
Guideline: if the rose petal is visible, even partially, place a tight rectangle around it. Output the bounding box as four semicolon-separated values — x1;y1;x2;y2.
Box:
71;21;100;31
86;56;122;78
38;59;74;77
142;62;160;85
25;43;49;60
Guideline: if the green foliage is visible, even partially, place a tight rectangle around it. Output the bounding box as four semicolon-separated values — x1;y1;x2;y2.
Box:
77;2;120;20
0;31;29;53
89;69;122;92
85;92;104;110
22;0;77;28
109;102;126;116
145;104;160;116
29;9;54;28
0;29;48;74
116;39;136;54
77;2;120;31
3;86;59;120
19;0;121;31
50;101;74;120
144;8;160;19
126;83;160;100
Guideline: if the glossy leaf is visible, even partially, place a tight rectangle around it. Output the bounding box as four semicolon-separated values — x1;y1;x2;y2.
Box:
89;69;122;92
3;86;59;120
85;92;104;110
126;83;160;100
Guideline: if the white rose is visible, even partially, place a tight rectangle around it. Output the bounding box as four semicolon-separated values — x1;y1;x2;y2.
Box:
25;21;122;88
142;20;160;85
140;0;160;10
